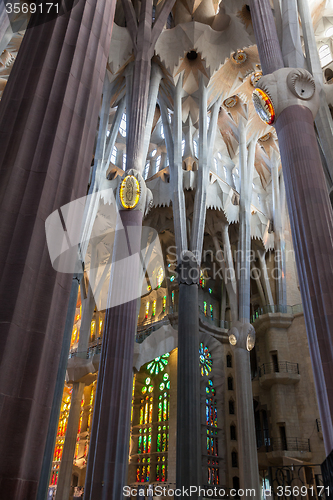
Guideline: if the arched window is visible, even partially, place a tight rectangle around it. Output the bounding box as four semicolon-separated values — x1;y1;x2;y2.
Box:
226;354;232;368
233;476;240;498
229;400;235;415
228;376;233;390
319;44;332;67
325;67;333;82
230;425;237;440
205;379;220;485
131;354;171;483
231;451;238;468
119;113;126;137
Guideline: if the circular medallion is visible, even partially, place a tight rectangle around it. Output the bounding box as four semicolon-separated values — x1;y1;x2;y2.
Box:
259;132;272;142
232;49;247;65
224;95;238;108
250;71;263;87
252;88;275;125
119;175;141;209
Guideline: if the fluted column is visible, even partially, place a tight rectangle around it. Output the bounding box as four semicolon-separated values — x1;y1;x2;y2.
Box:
249;0;284;74
250;0;333;455
0;0;116;497
37;274;81;500
84;210;143;500
275;106;333;453
176;252;202;499
55;382;85;500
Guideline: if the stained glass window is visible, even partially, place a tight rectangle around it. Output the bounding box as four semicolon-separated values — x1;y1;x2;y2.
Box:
171;291;175;305
200;270;205;288
145;302;150;320
199;343;212;377
90;320;96;341
157;267;164;288
204;301;207;316
162;296;167;313
147;353;170;375
132;354;171;484
152;300;156;317
206;379;219;485
210;304;213;319
99;318;103;337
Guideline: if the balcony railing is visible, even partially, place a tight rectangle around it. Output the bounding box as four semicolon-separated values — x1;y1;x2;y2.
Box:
271;437;311;452
251;303;303;323
259;361;299;376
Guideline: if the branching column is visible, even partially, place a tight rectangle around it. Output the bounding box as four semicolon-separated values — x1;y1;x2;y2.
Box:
233;125;260;498
0;0;116;497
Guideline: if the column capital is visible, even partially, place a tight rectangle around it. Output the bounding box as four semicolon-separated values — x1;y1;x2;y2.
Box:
253;68;320;125
228;321;256;352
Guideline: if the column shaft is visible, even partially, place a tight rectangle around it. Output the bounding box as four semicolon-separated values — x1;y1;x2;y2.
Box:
56;382;85;500
275;105;333;453
176;282;202;498
0;0;116;496
37;275;81;500
84;210;143;500
249;0;284;74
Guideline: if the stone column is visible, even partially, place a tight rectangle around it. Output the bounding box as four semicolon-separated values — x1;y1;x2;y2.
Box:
297;0;333;186
55;382;85;500
84;209;143;500
0;0;116;497
249;0;284;75
37;274;81;500
275;106;333;454
176;252;202;499
250;0;333;456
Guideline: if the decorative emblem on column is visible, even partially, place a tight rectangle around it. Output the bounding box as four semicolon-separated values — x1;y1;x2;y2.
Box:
119;175;141;209
228;321;256;351
252;88;275;125
117;169;153;214
252;68;320;123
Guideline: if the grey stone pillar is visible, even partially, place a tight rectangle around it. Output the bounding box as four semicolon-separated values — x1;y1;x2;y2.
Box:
55;382;85;500
250;0;333;456
176;252;202;499
37;274;81;500
249;0;284;75
297;0;333;186
275;105;333;454
0;0;116;496
234;346;260;498
84;210;143;500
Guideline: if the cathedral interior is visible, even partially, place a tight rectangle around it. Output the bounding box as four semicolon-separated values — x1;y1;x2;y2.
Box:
1;0;333;499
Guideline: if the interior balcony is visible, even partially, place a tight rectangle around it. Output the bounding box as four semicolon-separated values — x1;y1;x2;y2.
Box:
259;361;301;388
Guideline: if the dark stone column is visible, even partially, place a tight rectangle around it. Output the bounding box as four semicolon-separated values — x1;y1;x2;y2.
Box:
251;0;333;457
84;210;143;500
36;274;81;500
0;0;116;497
176;252;202;498
275;105;333;453
249;0;284;74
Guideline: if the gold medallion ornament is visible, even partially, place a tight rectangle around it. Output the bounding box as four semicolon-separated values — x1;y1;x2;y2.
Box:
119;175;141;209
224;95;238;108
259;132;272;142
231;49;247;65
250;71;263;87
252;88;275;125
